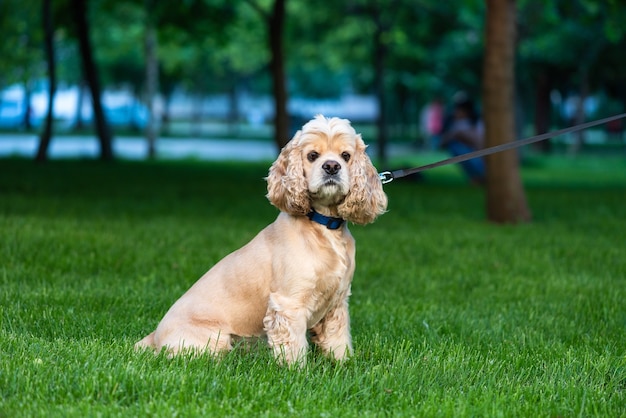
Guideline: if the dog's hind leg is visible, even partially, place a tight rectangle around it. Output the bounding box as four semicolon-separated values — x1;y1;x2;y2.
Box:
152;325;233;357
135;331;156;351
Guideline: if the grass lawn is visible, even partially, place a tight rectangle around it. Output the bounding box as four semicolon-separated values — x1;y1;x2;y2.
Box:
1;154;625;417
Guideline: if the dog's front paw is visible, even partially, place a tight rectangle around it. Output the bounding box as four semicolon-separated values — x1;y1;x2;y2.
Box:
263;303;308;367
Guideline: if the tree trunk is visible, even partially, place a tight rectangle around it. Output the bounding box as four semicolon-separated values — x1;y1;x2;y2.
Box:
73;80;86;131
569;69;588;156
161;93;171;136
191;95;203;136
22;83;33;131
373;23;388;167
35;0;55;162
73;0;114;161
144;5;159;159
483;0;531;223
533;71;552;153
227;80;240;136
268;0;289;149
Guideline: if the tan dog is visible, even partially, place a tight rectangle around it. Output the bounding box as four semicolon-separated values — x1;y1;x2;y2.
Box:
136;115;387;365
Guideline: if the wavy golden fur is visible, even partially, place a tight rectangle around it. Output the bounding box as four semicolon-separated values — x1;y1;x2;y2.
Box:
136;115;387;366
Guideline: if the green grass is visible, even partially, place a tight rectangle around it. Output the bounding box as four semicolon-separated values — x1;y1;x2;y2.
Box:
1;155;625;417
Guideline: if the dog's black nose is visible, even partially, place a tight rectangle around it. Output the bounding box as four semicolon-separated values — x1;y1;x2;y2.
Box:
322;160;341;175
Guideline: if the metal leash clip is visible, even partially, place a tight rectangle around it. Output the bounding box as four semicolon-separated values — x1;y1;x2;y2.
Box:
378;171;394;184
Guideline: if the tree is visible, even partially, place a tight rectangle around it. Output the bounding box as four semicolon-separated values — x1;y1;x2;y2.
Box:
144;0;158;158
268;0;288;147
289;0;478;163
483;0;531;223
35;0;56;162
73;0;113;161
244;0;289;148
325;0;402;165
371;8;390;165
518;0;626;152
94;0;235;147
0;0;44;130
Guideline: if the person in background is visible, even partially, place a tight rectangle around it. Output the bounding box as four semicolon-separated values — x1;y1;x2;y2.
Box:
441;93;486;185
423;97;444;149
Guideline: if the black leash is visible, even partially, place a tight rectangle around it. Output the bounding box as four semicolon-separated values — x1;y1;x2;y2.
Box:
378;113;626;184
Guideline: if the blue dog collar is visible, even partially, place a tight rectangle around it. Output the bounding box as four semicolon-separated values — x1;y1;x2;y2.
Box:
306;210;345;230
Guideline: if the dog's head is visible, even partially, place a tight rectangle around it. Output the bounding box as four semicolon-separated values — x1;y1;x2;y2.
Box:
266;115;387;225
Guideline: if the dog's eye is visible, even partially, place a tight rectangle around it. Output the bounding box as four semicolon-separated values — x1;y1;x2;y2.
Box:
307;151;320;162
341;152;351;162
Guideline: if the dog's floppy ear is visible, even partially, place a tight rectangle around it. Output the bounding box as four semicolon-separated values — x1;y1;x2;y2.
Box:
337;135;388;224
266;131;311;215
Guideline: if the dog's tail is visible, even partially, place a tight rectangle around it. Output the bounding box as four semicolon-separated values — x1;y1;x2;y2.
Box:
134;331;156;351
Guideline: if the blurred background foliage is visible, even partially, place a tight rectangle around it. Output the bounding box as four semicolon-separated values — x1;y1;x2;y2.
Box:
0;0;625;146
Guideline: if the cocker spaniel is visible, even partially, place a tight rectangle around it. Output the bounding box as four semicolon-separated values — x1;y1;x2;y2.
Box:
136;115;387;366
